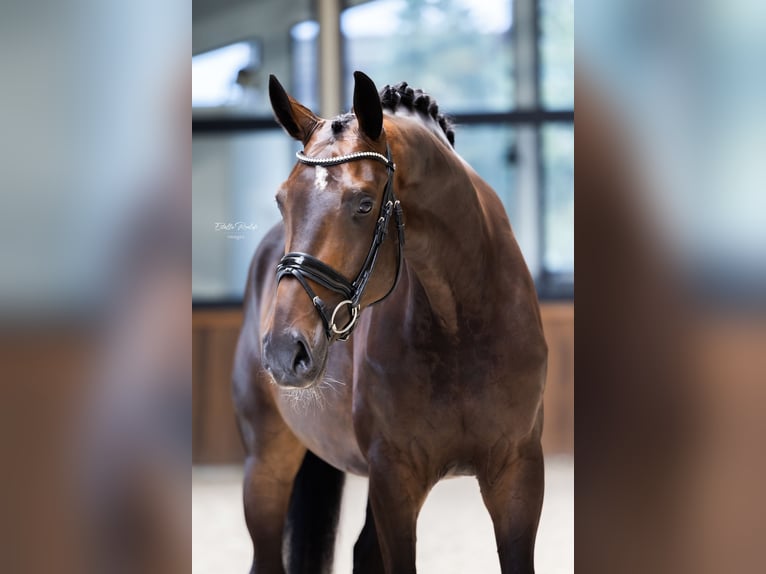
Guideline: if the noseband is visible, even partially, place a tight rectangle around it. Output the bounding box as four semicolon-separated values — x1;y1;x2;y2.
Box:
275;145;405;341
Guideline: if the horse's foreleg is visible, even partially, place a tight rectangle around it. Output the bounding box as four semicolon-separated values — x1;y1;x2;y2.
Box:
367;444;431;574
353;498;384;574
240;417;306;574
478;437;544;574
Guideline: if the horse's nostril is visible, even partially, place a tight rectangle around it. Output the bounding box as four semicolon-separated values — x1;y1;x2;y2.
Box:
264;330;319;386
292;338;312;375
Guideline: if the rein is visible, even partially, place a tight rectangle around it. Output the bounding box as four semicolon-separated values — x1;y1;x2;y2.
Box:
275;144;405;341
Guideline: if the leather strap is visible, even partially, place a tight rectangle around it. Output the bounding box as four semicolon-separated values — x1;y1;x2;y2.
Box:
275;144;404;341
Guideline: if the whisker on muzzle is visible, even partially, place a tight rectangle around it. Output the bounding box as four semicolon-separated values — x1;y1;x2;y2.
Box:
277;375;346;414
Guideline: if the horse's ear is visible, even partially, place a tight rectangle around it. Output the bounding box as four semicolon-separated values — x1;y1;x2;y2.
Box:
269;74;320;143
352;71;383;141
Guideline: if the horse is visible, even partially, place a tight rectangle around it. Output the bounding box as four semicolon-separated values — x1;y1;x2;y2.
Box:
232;71;547;574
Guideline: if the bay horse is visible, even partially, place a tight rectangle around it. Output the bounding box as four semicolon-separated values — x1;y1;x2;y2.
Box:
232;71;547;574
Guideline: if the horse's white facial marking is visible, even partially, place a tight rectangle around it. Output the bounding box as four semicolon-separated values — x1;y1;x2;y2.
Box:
314;166;329;191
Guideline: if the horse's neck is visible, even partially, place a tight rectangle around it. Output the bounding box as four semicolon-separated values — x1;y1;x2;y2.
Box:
394;133;497;336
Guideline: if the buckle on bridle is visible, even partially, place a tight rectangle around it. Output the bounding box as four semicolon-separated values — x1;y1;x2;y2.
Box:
329;299;359;336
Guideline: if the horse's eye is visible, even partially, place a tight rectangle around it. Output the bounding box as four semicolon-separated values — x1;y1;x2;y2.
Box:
358;198;374;214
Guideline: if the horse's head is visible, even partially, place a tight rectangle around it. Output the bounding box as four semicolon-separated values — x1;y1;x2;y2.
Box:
262;72;403;388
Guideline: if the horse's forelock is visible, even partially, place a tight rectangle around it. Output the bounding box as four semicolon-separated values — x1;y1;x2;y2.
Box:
330;113;354;135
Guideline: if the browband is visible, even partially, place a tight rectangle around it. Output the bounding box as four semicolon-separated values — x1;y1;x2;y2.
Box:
295;149;395;171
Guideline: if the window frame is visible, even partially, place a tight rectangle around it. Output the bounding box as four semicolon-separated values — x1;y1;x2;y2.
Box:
192;0;573;303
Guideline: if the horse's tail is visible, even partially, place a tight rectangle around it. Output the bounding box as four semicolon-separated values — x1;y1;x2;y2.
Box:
284;450;346;574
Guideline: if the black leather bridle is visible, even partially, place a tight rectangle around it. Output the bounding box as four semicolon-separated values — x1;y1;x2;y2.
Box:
275;145;405;341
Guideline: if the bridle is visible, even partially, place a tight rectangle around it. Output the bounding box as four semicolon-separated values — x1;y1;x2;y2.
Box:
275;144;405;341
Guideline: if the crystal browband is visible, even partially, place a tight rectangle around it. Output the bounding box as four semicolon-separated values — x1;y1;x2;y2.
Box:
296;150;395;171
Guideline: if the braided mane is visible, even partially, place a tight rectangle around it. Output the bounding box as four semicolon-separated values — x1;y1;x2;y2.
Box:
330;81;456;147
380;82;456;147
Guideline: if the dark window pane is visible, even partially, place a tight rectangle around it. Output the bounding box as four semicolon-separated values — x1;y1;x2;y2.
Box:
456;125;519;221
192;0;316;117
542;124;574;277
453;125;541;276
291;21;320;113
342;0;514;112
539;0;574;109
192;41;261;110
192;132;292;300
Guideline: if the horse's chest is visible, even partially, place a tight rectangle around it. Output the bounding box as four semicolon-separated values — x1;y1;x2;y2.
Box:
355;341;515;437
275;385;368;474
273;345;368;474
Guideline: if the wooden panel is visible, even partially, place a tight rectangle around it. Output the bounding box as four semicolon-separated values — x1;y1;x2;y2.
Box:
540;303;575;455
192;328;205;461
193;302;575;462
193;309;245;464
201;327;244;462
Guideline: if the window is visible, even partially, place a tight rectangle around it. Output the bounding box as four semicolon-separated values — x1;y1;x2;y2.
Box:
192;132;291;300
291;21;321;113
341;0;574;296
192;0;573;302
542;124;574;281
341;0;514;112
192;41;261;110
192;0;318;302
540;0;575;109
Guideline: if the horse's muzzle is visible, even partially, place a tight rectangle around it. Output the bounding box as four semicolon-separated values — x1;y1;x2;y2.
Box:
262;329;324;388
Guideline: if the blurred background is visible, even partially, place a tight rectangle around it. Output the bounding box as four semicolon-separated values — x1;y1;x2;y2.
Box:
575;1;766;573
0;2;190;573
191;0;573;572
